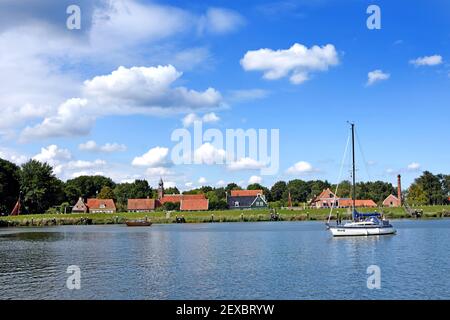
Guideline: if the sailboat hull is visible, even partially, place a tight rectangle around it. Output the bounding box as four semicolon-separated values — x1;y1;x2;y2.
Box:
329;225;396;237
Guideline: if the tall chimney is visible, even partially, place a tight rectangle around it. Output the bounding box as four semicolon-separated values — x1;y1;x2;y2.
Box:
397;174;402;206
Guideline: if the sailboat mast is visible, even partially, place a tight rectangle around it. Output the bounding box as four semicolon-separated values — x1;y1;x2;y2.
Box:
351;123;356;213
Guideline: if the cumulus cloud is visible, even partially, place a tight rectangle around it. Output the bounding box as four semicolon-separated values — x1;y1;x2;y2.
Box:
366;70;390;86
198;177;207;184
409;55;443;67
194;143;226;165
240;43;339;84
407;162;421;171
20;65;223;140
248;175;262;184
198;8;245;35
227;157;267;171
79;140;127;153
132;147;170;167
182;112;220;127
286;161;317;175
20;98;93;142
32;145;72;166
0;148;29;165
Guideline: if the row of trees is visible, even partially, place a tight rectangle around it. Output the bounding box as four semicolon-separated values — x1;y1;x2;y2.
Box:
1;157;449;214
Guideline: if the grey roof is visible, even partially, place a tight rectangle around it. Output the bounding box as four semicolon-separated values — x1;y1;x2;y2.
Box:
227;194;267;208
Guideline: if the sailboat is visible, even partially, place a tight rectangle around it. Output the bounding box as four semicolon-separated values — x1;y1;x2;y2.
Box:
327;123;396;237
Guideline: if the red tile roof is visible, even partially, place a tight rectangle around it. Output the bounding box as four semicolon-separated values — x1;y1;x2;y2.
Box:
230;190;263;197
86;198;116;210
180;199;209;211
127;199;156;210
339;199;377;208
160;194;206;204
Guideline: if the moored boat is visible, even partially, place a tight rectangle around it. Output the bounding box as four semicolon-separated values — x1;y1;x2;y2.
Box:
125;219;152;227
326;123;396;237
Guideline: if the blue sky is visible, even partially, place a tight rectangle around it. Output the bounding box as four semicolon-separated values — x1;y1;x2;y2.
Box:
0;0;449;190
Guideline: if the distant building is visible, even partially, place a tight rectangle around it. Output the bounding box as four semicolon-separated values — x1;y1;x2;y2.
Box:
309;188;339;209
382;194;401;208
338;199;377;208
86;199;116;213
309;188;377;208
156;179;209;211
72;197;88;213
227;189;268;209
383;174;403;207
127;199;156;212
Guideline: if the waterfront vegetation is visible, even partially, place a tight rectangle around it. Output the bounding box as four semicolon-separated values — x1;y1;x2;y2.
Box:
1;205;449;227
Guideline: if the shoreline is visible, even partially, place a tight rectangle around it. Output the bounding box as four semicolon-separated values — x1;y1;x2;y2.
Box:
1;206;449;228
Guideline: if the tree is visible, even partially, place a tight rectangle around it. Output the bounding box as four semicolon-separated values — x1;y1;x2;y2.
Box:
308;180;331;200
271;181;287;201
97;186;116;200
225;183;241;194
164;187;180;194
163;201;180;211
65;175;115;204
413;171;446;205
20;160;64;214
407;183;427;206
114;180;152;206
0;158;21;214
287;179;310;203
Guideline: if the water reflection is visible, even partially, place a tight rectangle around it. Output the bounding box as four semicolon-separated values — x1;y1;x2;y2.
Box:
0;220;449;299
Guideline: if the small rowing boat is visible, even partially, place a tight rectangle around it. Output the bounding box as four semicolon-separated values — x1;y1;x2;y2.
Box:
125;219;152;227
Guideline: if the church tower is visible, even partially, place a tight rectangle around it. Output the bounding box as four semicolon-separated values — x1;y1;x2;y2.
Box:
158;177;164;199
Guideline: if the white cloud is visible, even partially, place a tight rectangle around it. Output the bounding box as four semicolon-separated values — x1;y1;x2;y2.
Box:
185;182;193;188
83;65;223;114
79;140;127;153
198;177;207;184
0;148;28;165
198;8;245;35
90;0;192;52
367;70;390;86
286;161;317;175
240;43;339;84
132;147;170;167
248;175;262;184
407;162;421;171
32;145;72;166
20;98;93;142
409;55;443;66
66;159;107;170
20;65;223;140
194;143;226;165
182;112;220;127
227;157;266;171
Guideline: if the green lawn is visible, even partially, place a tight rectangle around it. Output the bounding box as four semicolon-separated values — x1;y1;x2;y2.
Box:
1;205;449;227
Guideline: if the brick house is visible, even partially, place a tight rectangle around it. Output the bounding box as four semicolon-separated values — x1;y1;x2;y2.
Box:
382;194;401;207
156;178;209;211
86;199;116;213
72;197;88;213
310;188;377;209
127;199;156;212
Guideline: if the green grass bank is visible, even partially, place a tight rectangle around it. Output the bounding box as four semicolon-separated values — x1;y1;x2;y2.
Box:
1;205;449;227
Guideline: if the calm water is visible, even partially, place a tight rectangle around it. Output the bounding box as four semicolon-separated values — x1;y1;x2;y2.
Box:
0;220;449;300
